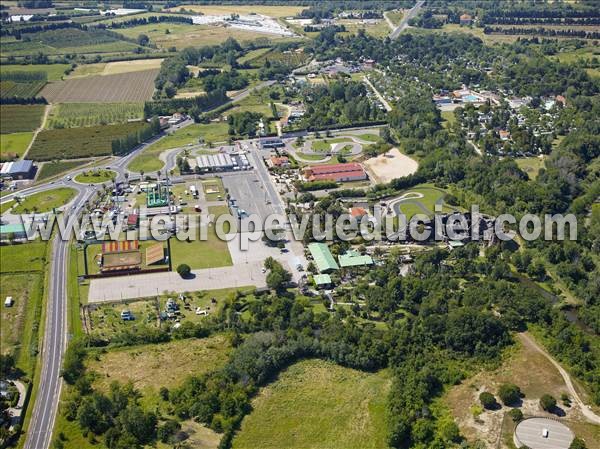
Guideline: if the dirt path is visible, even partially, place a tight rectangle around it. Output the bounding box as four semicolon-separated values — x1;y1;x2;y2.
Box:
518;332;600;425
23;103;51;159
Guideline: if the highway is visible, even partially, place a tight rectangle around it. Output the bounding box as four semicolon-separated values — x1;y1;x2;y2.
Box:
389;0;425;39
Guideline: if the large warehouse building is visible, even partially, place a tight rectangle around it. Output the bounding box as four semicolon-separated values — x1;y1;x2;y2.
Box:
192;153;250;172
303;162;367;183
0;160;35;180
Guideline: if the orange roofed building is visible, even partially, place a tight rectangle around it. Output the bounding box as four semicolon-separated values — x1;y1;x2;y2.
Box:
303;163;367;183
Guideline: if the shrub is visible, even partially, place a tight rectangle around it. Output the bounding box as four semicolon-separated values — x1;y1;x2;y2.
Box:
508;408;523;422
540;394;556;411
479;391;498;409
176;264;191;278
498;383;521;406
569;437;587;449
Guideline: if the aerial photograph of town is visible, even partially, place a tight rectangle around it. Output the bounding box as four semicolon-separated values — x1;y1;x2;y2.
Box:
0;0;598;448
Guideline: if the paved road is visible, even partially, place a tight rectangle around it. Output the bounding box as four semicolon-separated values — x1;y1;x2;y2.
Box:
390;0;424;39
518;333;600;425
362;75;392;111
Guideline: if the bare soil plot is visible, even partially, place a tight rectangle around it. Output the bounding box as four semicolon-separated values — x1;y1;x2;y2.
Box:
363;148;418;183
40;69;158;103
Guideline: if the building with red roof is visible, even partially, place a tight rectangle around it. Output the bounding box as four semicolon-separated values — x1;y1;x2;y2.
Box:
303;163;367;183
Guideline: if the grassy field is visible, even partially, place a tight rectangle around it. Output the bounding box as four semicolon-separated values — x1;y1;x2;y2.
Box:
0;131;34;161
165;4;306;17
12;187;77;213
394;185;449;219
87;334;231;392
385;10;404;26
238;47;273;65
46;103;144;128
441;110;457;128
0;104;45;133
339;19;392;39
29;122;147;160
232;359;391;449
202;178;226;201
74;169;115;184
0;63;71;81
67;58;164;78
128;122;230;172
40;69;158;103
36;160;89;181
169;225;233;269
516;156;546;180
0;200;15;214
0;241;48;274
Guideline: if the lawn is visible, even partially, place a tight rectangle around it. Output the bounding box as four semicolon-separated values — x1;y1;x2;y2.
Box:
0;200;15;214
0;132;34;161
0;63;71;81
310;137;352;152
232;359;391;449
169;225;233;269
516;156;546;180
202;177;226;201
87;334;232;392
0;241;48;272
393;185;449;219
0;104;45;134
46;103;144;129
36;160;89;181
128;122;230;173
29;122;148;160
74;169;115;184
356;133;381;142
12;187;77;213
441;110;457;128
385;10;404;26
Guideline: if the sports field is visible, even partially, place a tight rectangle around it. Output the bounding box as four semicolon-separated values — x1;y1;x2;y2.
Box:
232;359;391;449
40;69;158;103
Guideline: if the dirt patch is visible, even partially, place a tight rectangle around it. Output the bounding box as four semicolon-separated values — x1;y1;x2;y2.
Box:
363;148;418;183
102;58;164;75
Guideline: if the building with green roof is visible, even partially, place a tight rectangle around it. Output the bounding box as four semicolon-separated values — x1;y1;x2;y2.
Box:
0;223;27;240
338;250;373;268
308;242;339;273
313;274;332;288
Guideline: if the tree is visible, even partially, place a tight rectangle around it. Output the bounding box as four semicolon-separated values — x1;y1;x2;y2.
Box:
479;391;498;410
177;264;191;278
509;408;523;422
540;394;556;411
498;383;522;406
570;437;587;449
137;34;149;46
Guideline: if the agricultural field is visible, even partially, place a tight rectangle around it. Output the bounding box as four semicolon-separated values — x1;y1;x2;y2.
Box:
232;359;391;449
0;28;140;57
67;58;164;78
0;241;48;375
250;48;310;68
40;69;159;103
46;103;144;129
238;47;273;65
0;80;46;99
28;122;147;160
87;334;232;393
164;4;306;17
0;63;72;81
12;187;77;213
0;104;45;133
36;160;89;181
0;131;34;161
128;122;230;172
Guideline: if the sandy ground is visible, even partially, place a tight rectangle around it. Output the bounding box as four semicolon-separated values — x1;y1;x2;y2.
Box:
102;59;164;75
363;148;418;183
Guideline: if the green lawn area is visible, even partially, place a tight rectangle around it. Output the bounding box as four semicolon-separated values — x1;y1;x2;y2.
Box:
296;152;329;161
356;133;380;142
310;138;352;152
386;10;404;26
516;156;546;180
394;185;449;219
36;160;88;181
441;110;457;128
202;177;226;201
232;359;391;449
74;169;115;184
169;225;232;269
0;63;71;81
128;122;230;173
0;200;15;214
0;241;48;272
0;131;33;160
238;47;272;65
13;187;77;213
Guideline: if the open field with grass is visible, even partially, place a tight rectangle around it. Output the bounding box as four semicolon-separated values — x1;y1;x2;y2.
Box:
66;58;164;78
517;156;546;180
441;110;457;128
165;4;306;17
40;69;158;103
12;187;76;213
0;104;45;134
29;122;147;160
339;19;391;39
36;160;89;181
392;184;449;219
0;131;34;161
232;359;391;449
0;241;47;272
46;102;144;129
0;200;15;214
385;10;404;26
128;122;230;172
169;225;233;269
417;25;520;45
0;63;71;81
87;334;231;392
444;333;600;449
238;47;272;65
74;169;115;184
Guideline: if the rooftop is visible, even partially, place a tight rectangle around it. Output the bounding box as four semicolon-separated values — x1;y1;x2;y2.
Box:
308;242;339;273
314;273;332;285
338;250;373;268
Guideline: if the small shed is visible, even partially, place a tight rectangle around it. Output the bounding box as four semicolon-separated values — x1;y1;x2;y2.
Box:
314;274;332;288
4;296;14;307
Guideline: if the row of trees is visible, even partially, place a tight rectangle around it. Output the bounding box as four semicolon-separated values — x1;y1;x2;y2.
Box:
110;117;161;156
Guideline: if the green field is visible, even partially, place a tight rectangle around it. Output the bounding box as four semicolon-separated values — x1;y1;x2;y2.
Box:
386;10;404;26
202;178;226;201
441;110;457;128
307;138;352;152
28;122;147;160
0;132;34;161
169;225;232;270
0;80;46;98
356;133;381;142
0;241;48;273
0;104;45;133
394;185;449;219
12;187;77;214
516;156;546;180
46;103;144;129
0;63;71;81
128;122;229;173
74;169;115;184
36;160;88;181
232;359;391;449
